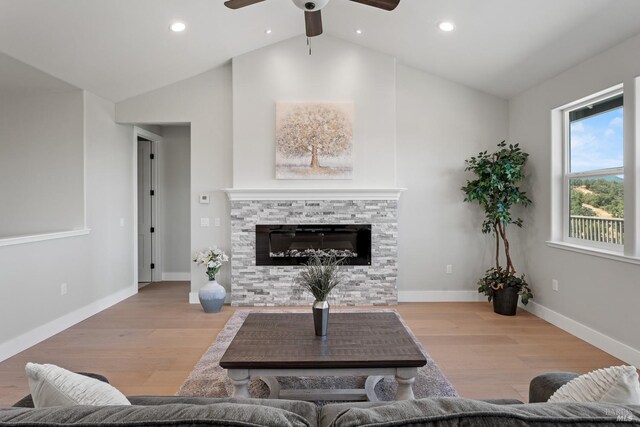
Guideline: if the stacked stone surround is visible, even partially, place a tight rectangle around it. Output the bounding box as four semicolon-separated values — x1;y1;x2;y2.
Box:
230;199;399;306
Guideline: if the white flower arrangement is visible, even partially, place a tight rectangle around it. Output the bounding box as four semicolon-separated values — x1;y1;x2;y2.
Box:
193;247;229;281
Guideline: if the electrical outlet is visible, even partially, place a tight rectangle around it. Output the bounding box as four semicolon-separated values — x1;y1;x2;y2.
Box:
446;264;453;274
214;217;221;227
200;218;210;227
552;279;559;292
60;283;68;296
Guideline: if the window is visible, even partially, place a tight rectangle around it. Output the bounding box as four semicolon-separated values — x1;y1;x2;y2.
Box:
564;91;624;249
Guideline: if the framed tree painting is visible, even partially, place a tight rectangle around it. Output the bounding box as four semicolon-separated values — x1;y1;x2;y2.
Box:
275;102;354;179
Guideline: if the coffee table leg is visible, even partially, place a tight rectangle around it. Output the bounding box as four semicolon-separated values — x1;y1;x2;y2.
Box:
395;368;417;400
228;369;250;398
365;376;384;401
260;376;281;399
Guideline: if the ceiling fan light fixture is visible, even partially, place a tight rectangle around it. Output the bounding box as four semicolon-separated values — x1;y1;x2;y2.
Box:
292;0;330;11
169;22;186;32
224;0;400;40
438;21;455;32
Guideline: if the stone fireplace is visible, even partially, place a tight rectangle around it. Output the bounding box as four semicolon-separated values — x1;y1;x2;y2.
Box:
226;189;403;306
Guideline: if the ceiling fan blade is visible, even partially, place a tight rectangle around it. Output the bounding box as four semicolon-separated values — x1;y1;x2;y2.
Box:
348;0;400;11
224;0;266;9
305;10;323;37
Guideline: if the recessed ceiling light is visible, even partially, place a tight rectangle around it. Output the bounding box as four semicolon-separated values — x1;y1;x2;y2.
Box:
355;29;363;35
170;22;186;32
438;21;455;32
265;28;273;35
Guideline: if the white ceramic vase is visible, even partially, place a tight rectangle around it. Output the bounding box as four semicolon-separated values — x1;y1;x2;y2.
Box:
199;278;226;313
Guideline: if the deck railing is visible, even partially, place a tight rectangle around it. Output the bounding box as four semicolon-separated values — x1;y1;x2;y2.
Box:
569;216;624;245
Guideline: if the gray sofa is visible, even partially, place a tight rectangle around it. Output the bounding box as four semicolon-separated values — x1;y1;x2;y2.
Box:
2;373;639;426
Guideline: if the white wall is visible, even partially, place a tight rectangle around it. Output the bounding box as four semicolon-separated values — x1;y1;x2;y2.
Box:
116;66;233;297
232;35;396;189
509;32;640;360
138;124;163;136
84;92;135;300
0;90;135;360
0;89;84;237
159;126;191;277
396;65;509;296
116;36;513;300
232;37;509;298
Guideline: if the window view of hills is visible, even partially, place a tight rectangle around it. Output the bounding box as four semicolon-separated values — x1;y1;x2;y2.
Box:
570;176;624;219
568;100;624;245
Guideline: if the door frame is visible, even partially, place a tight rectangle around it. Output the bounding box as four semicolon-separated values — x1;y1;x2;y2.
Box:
133;126;163;285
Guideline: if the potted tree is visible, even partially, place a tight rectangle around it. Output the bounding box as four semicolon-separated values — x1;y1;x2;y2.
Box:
462;141;533;315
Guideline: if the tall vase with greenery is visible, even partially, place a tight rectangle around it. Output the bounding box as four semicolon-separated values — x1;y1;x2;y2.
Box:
295;254;343;336
461;141;533;315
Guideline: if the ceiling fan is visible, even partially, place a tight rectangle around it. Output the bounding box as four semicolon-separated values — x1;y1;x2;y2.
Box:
224;0;400;37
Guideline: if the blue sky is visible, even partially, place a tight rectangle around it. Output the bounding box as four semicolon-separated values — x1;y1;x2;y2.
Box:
570;107;623;173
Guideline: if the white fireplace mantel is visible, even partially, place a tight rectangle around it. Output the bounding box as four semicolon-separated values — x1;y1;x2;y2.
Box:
223;188;406;201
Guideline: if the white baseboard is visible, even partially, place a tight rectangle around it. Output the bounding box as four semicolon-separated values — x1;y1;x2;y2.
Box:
162;272;191;281
189;291;199;304
398;290;484;302
0;285;137;363
522;301;640;367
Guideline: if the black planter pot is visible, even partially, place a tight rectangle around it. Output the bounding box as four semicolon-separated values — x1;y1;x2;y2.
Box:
492;286;519;316
312;300;329;336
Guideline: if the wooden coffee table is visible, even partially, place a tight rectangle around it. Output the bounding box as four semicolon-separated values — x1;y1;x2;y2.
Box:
219;312;427;401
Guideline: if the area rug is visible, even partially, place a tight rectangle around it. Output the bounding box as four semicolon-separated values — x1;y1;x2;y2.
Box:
176;309;457;402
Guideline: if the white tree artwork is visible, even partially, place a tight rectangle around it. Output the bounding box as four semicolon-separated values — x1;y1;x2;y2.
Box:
276;102;353;179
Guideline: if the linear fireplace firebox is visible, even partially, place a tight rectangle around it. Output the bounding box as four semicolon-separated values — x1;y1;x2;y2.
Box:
256;224;372;266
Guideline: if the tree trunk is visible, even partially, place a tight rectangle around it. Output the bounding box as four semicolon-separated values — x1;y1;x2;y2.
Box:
497;221;515;275
494;220;500;271
310;145;319;168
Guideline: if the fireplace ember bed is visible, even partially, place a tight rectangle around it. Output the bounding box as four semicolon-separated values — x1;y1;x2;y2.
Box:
255;224;372;266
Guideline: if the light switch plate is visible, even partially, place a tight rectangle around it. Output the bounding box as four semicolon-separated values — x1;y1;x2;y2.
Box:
199;194;210;204
200;218;210;227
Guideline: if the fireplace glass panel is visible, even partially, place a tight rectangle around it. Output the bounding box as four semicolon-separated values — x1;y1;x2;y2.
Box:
256;224;371;266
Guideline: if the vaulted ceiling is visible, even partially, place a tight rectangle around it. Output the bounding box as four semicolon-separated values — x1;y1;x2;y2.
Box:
1;0;639;102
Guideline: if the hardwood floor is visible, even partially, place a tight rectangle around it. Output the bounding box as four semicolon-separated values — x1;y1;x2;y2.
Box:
0;282;622;406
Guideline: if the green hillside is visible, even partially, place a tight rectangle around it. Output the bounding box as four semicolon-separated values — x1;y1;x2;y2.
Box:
570;177;624;218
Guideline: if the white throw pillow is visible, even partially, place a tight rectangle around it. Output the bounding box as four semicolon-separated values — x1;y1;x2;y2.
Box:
548;365;640;404
25;363;131;408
